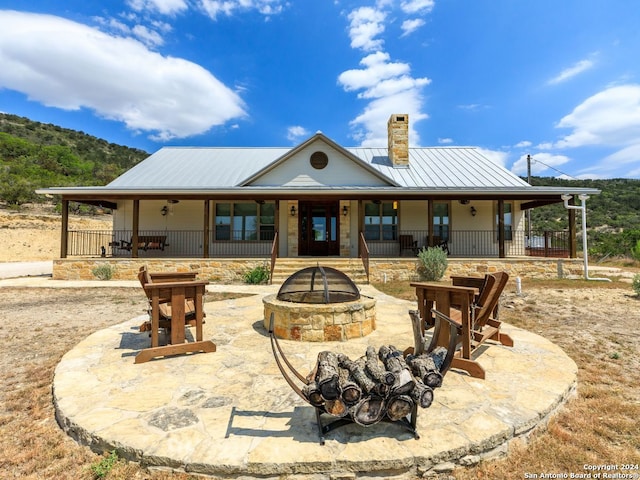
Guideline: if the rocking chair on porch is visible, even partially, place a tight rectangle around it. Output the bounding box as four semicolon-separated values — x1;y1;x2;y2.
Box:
408;272;513;379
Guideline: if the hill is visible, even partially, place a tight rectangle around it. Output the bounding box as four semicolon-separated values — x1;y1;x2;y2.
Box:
0;113;148;205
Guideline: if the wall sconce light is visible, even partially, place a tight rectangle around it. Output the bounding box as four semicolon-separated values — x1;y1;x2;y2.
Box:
290;205;296;217
342;205;348;216
470;206;477;217
161;206;168;216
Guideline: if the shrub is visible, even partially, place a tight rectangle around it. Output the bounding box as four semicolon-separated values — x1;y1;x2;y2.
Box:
416;246;448;281
92;263;114;281
631;240;640;262
90;450;118;479
632;273;640;296
243;263;270;284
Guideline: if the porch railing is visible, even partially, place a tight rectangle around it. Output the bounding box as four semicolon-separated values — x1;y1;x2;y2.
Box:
359;232;370;283
269;231;279;285
66;228;571;259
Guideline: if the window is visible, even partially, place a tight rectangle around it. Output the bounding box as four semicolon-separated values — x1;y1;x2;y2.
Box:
433;202;449;241
495;202;513;241
364;201;398;241
214;202;275;241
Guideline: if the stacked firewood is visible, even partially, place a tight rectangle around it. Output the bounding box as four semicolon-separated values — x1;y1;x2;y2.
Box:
302;345;448;426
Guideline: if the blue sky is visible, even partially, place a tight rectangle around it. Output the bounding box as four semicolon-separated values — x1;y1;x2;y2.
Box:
1;1;640;179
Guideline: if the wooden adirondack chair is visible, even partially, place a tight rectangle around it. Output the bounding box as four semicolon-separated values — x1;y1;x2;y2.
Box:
137;266;203;333
409;272;513;379
135;266;215;363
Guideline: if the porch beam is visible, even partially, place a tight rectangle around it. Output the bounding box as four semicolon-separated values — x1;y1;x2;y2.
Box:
61;199;69;258
203;200;210;258
132;199;140;258
520;199;562;210
497;200;505;258
568;197;577;258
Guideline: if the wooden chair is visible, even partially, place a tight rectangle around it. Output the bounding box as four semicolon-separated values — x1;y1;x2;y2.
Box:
135;266;215;363
409;272;513;379
137;266;203;333
399;234;418;256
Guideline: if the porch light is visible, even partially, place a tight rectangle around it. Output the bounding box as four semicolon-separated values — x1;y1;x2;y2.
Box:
161;206;168;216
290;205;296;217
342;205;348;216
470;206;477;217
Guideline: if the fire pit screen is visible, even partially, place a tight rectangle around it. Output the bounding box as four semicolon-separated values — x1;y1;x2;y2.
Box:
276;266;360;304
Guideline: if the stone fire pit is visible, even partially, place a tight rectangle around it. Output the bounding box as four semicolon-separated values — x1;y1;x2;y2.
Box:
263;265;376;341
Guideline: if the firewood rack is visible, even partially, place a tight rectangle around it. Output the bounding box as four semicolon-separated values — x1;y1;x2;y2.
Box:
268;313;461;445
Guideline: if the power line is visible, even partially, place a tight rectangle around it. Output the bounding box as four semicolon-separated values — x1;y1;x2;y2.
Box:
528;156;579;180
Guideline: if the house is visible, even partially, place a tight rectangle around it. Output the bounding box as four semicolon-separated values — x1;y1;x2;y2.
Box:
39;114;599;281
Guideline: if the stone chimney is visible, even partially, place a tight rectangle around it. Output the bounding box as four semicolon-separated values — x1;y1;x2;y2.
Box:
387;114;409;167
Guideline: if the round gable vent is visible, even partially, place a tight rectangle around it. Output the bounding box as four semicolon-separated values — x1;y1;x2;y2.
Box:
310;151;328;169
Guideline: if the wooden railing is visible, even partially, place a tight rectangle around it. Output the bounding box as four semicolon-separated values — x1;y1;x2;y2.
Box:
269;231;279;285
359;232;370;284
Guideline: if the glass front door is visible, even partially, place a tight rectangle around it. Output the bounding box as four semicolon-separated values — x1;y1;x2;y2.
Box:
299;201;339;256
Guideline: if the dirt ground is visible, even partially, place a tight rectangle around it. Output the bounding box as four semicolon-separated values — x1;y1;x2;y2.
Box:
0;205;639;478
0;205;112;262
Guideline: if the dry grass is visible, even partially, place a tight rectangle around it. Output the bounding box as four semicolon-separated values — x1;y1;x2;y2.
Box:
1;279;639;479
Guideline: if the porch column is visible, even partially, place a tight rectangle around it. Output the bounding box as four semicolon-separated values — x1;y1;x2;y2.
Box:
132;199;140;258
357;200;363;256
427;199;434;246
568;197;577;258
497;200;505;258
60;199;69;258
203;200;210;258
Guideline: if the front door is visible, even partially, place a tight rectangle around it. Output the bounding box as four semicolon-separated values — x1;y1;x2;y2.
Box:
299;201;340;256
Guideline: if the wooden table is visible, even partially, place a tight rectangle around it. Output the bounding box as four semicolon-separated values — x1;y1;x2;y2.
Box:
135;280;216;364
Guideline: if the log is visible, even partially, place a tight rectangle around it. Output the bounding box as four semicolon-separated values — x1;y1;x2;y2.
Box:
338;367;362;406
429;346;448;372
410;381;434;408
338;355;377;395
324;398;348;417
365;346;395;385
386;394;414;422
351;395;385;426
379;345;415;395
316;351;341;400
406;353;443;389
302;381;324;407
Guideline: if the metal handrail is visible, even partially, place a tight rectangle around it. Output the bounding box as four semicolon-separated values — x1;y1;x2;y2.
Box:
359;231;370;284
269;231;279;285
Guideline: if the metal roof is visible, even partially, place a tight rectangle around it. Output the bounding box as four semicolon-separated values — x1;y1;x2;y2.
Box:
38;136;600;199
107;142;529;190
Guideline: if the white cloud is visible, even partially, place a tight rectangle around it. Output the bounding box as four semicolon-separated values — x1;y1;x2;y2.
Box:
476;148;509;168
347;7;386;51
514;140;532;148
511;153;570;176
555;84;640;148
400;18;425;37
338;52;411;91
0;11;246;141
127;0;188;16
198;0;286;20
400;0;435;14
132;24;165;46
286;125;308;142
547;58;595;85
438;137;453;144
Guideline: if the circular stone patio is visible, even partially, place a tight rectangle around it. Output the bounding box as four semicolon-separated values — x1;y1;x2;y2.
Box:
53;285;577;479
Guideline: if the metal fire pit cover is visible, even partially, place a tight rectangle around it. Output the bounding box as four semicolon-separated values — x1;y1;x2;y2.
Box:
277;266;360;304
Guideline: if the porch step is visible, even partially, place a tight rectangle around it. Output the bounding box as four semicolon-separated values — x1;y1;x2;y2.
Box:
270;258;369;285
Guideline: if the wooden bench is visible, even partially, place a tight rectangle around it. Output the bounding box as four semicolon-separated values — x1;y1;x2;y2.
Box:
119;235;168;251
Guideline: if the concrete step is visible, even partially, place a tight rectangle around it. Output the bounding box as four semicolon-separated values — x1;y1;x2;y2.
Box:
271;258;368;284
